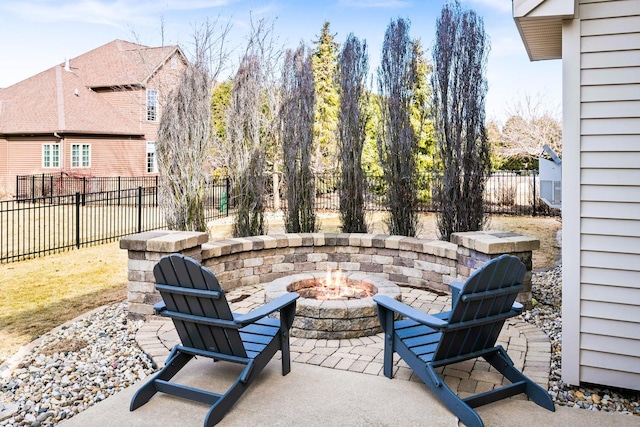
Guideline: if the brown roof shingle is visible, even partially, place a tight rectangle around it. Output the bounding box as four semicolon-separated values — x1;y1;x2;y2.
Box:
0;39;183;136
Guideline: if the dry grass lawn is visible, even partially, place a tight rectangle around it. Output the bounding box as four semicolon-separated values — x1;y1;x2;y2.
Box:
0;213;560;364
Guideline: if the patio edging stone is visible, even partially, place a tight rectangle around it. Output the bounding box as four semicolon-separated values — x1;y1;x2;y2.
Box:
121;230;539;319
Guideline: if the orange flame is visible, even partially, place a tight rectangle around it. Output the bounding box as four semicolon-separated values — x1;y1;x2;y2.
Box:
317;270;357;300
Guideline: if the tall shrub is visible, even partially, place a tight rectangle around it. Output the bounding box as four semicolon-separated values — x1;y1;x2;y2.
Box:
226;53;266;237
157;62;211;232
337;34;369;233
432;0;491;241
280;44;317;233
157;18;230;232
223;19;281;237
376;18;419;237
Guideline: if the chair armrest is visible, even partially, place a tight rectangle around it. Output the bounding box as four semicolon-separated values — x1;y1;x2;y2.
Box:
374;295;447;329
234;292;299;326
512;301;524;314
449;282;463;308
154;301;167;315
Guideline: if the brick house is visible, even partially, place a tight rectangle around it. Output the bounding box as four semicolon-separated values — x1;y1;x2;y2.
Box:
0;39;187;197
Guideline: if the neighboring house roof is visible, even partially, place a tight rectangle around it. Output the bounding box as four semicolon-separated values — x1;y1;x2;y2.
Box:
0;39;184;137
513;0;575;61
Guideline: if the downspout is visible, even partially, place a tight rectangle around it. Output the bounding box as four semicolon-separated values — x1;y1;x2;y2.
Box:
55;65;66;169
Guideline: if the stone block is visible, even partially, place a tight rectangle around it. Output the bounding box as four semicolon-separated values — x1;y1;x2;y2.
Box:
273;263;295;273
120;231;171;251
244;257;263;268
338;261;360;272
146;231;208;253
128;302;155;316
307;252;329;262
383;235;404;250
128;258;155;273
128;281;155;293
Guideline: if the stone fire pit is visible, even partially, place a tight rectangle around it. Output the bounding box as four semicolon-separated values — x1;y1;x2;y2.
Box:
265;271;401;339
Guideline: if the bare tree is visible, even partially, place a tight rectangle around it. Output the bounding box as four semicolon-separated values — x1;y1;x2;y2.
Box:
337;34;369;233
432;0;491;241
224;19;281;237
226;53;266;236
280;43;317;233
156;18;230;231
497;93;562;168
377;18;420;237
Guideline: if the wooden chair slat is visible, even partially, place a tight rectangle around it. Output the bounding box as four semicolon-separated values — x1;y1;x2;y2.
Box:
374;254;555;427
131;254;299;427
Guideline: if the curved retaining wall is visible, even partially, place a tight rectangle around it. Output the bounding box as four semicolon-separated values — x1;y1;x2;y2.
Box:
121;231;539;319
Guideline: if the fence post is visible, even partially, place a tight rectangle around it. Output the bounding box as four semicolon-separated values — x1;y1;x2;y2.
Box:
117;176;121;206
137;186;143;233
532;169;537;217
155;175;158;207
31;175;35;203
225;177;230;216
76;192;81;249
82;177;86;206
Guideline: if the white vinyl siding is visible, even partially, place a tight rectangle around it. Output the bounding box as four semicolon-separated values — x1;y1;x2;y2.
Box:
581;101;640;118
574;0;640;390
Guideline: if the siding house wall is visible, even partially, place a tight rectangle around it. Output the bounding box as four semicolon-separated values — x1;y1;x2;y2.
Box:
0;42;186;198
515;0;640;391
565;0;640;390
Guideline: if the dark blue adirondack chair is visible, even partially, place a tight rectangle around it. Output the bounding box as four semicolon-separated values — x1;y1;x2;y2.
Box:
374;254;554;427
130;254;299;426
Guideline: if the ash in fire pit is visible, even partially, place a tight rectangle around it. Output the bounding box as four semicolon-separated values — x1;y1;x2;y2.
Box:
265;271;401;339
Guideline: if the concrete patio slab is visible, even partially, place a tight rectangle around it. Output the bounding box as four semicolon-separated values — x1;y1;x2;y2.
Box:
60;358;639;427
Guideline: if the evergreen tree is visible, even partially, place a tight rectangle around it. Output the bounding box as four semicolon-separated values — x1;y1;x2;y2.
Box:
311;21;340;172
211;80;233;143
411;40;436;172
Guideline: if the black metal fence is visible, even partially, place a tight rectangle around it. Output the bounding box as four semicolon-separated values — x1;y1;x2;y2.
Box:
3;171;558;263
2;178;230;263
15;173;160;202
266;170;559;217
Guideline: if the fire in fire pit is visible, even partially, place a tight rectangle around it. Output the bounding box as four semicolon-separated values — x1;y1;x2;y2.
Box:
296;270;376;300
264;271;401;339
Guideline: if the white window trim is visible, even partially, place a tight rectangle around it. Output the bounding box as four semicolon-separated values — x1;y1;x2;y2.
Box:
146;89;159;122
146;141;157;173
71;143;91;168
42;143;61;168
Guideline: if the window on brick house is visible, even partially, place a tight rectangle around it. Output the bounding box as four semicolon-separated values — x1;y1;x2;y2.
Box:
71;144;91;168
42;144;60;168
146;141;157;173
147;89;158;121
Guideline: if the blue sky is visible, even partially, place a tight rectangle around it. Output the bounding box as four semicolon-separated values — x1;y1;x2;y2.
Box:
0;0;562;123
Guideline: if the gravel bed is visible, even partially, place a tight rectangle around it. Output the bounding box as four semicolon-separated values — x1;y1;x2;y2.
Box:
0;304;155;426
523;266;639;416
1;266;638;426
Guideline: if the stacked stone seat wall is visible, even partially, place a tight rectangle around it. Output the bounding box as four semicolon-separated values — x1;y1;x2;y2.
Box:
121;231;539;319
